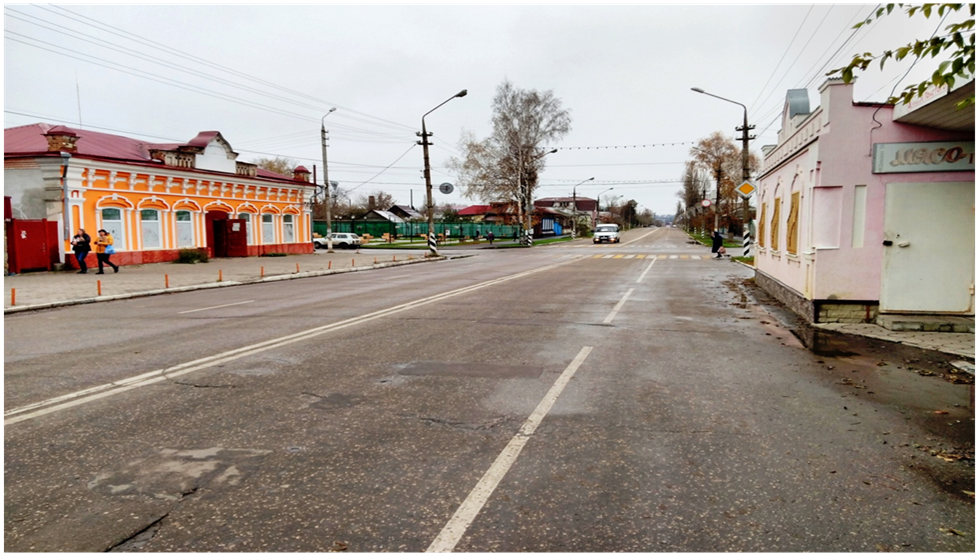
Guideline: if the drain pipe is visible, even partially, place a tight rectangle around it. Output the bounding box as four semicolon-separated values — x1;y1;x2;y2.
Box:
60;151;71;263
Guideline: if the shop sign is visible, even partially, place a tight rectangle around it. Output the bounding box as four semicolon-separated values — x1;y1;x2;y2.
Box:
873;141;975;174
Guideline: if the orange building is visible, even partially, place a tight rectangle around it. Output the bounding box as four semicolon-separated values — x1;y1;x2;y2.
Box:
4;123;315;269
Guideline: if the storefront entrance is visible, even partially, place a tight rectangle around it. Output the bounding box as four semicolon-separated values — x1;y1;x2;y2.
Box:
205;211;248;258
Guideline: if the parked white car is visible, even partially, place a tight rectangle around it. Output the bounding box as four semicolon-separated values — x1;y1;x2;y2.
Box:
313;232;362;249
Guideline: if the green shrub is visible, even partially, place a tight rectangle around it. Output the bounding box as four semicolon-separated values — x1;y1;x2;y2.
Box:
175;249;209;264
260;252;288;257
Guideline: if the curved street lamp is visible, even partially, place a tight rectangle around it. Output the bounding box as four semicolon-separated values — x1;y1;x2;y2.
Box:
571;177;594;239
691;87;755;239
420;89;467;257
595;187;614;227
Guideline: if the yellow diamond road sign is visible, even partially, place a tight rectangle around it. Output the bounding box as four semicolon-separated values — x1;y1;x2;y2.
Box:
737;181;756;196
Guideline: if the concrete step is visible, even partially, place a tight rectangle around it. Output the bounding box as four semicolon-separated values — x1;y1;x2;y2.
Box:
877;314;975;333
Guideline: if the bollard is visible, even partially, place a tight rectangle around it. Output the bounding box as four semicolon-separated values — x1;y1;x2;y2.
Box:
11;288;15;306
393;255;396;262
165;274;169;288
352;259;355;267
296;263;300;273
328;260;332;270
261;266;265;277
97;280;102;296
218;270;223;282
374;257;377;265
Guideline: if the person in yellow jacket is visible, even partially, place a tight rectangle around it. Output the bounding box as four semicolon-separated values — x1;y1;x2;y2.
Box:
92;229;120;274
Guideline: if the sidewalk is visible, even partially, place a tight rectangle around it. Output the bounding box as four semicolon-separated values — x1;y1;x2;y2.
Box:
4;251;438;314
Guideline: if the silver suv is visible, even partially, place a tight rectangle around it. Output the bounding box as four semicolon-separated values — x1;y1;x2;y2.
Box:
313;232;362;249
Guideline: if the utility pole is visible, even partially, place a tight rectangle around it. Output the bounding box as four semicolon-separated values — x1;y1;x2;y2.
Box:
714;165;722;231
737;111;756;251
419;89;467;257
321;108;337;252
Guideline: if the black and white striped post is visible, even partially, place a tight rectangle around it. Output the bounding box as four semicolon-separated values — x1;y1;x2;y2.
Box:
429;232;438;256
742;228;751;258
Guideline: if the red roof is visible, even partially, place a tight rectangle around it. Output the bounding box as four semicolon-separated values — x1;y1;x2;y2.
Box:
4;123;305;184
458;205;492;216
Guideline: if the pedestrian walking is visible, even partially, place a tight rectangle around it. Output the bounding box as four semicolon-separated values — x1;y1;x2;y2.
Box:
487;231;495;245
93;229;120;274
71;228;91;273
711;229;724;259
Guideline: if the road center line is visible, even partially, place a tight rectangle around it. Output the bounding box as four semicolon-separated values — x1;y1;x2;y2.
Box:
603;288;634;324
426;346;593;553
622;229;656;246
178;300;254;314
5;257;584;426
636;258;657;283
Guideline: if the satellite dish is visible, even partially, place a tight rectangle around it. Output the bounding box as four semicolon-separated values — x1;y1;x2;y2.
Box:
439;182;454;194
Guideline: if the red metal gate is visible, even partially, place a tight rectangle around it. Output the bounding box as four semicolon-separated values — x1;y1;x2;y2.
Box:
6;219;59;273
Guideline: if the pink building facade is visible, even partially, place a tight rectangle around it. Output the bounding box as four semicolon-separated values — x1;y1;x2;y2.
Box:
755;79;974;324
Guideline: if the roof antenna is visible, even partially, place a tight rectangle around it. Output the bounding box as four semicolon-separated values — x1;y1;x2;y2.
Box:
75;71;83;129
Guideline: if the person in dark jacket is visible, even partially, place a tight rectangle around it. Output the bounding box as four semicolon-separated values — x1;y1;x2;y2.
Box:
71;228;92;273
711;230;724;259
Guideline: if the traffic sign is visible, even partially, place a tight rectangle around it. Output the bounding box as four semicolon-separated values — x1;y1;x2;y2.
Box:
737;180;756;197
701;199;711;208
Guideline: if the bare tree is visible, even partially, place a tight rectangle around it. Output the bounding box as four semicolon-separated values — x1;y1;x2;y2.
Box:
252;156;300;177
449;80;572;213
352;190;395;215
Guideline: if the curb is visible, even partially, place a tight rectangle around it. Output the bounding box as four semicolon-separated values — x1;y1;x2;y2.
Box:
4;255;445;315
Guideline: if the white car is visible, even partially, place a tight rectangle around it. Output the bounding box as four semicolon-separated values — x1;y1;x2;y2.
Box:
314;232;361;249
593;224;620;244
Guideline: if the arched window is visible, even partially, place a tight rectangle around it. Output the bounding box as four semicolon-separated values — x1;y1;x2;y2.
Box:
176;210;195;247
101;207;126;250
283;214;294;243
262;213;275;244
140;209;162;249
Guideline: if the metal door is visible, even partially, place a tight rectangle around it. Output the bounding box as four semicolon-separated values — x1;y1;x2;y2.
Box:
880;182;974;314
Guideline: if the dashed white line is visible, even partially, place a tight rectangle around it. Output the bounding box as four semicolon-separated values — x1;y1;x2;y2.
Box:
603;288;634;324
178;300;254;314
636;258;657;283
426;346;593;553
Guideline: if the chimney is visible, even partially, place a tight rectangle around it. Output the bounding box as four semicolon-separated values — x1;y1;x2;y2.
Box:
43;126;79;153
292;165;310;182
369;195;376;211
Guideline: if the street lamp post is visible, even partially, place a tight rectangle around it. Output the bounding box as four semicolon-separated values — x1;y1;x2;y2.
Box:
595;187;614;228
320;108;337;252
519;147;557;246
691;87;755;249
571;177;594;239
419;89;467;257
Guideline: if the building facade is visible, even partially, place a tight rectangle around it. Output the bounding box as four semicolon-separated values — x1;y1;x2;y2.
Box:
755;79;974;324
4;124;315;269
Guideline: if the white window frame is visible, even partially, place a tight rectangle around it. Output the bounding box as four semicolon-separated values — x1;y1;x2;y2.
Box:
100;207;126;250
140;209;162;249
283;214;294;243
176;210;195;248
262;213;275;244
239;213;254;245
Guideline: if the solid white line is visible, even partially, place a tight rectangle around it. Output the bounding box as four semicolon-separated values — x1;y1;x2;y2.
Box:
5;257;584;425
178;300;255;314
381;273;413;281
426;346;593;553
636;258;656;284
603;288;634;324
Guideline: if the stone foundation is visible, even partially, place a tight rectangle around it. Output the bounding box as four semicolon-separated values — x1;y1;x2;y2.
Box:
755;270;878;324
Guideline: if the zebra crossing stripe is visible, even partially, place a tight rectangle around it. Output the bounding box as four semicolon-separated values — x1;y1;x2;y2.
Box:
624;255;635;259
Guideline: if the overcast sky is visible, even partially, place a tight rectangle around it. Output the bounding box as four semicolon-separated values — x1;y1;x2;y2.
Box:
4;2;961;216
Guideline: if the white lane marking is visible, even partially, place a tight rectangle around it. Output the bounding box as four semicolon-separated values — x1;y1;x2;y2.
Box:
381;273;413;281
603;288;634;324
622;230;656;246
177;300;254;314
426;346;593;553
636;258;656;284
5;258;584;425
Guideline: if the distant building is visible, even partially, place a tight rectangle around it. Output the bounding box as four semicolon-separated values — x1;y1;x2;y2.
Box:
755;78;974;325
388;205;423;221
4;123;315;268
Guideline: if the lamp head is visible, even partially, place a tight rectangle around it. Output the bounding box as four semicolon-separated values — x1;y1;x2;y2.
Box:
691;87;705;94
456;89;468;98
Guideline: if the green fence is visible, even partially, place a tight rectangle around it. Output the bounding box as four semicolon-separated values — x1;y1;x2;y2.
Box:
313;221;521;240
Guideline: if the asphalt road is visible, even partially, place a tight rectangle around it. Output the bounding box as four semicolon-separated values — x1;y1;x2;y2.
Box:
4;227;974;552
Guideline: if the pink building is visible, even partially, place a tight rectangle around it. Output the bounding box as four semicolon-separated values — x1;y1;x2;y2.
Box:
755;78;974;325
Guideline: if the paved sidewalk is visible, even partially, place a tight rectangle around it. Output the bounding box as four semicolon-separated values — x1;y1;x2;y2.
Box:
4;250;437;313
814;322;974;361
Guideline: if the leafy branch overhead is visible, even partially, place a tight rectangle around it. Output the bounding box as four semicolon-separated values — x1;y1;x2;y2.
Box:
828;3;975;106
